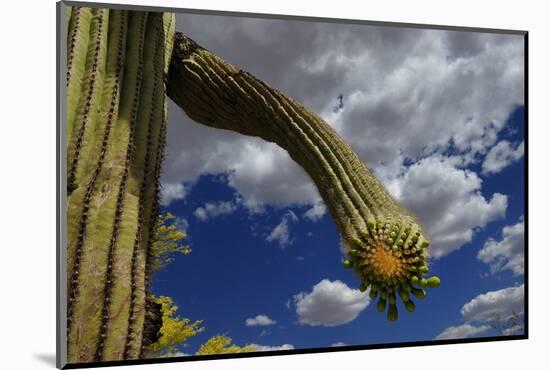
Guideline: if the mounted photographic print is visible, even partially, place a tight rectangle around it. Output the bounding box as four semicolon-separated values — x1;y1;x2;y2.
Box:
57;1;527;368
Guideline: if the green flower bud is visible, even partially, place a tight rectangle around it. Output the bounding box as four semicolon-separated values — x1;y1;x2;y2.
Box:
426;276;441;288
411;288;426;299
404;300;416;312
389;292;396;305
377;297;387;312
387;304;398;322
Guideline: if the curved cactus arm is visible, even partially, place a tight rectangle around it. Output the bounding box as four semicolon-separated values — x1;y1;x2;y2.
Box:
167;33;441;322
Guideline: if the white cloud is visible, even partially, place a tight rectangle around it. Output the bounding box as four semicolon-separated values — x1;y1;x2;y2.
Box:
330;342;347;347
266;211;299;247
502;324;524;336
482;140;524;175
251;344;294;351
478;217;524;275
435;324;491;340
163;16;522;262
293;279;370;326
193;200;238;221
165;16;523;219
461;284;524;322
383;155;508;258
285;299;291;309
245;314;276;326
175;217;189;233
436;284;525;340
303;203;327;222
160;182;187;206
194;207;207;221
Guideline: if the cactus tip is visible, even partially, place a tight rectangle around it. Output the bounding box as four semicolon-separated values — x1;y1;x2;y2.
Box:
387;304;398;322
426;276;441;288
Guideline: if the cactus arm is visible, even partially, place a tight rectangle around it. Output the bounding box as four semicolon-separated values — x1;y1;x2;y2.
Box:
167;33;441;322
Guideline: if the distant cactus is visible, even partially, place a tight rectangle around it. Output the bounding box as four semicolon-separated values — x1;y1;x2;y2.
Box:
65;6;440;364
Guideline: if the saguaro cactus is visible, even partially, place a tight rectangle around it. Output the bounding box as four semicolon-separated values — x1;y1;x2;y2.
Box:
66;7;175;362
65;6;440;364
167;33;441;322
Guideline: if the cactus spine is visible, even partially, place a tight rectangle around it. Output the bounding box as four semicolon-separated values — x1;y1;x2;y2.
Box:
65;7;175;363
166;33;441;322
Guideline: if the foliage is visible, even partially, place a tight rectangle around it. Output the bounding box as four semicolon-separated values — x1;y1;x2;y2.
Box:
196;335;256;355
143;295;204;358
150;212;191;271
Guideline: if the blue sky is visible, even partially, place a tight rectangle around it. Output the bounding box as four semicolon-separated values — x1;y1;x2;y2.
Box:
152;13;525;355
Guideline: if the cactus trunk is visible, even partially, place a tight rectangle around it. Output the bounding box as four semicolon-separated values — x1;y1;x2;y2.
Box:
65;7;175;363
167;33;440;322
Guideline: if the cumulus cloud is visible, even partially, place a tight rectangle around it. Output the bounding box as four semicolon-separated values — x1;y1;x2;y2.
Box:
251;344;294;351
160;182;187;206
482;140;524;175
502;324;524;336
175;217;189;233
461;284;524;322
383;155;508;258
478;217;524;275
266;211;299;247
162;14;523;259
293;279;370;326
435;324;491;340
330;342;347;347
165;15;522;207
194;200;238;221
436;284;525;340
303;203;327;222
245;314;277;326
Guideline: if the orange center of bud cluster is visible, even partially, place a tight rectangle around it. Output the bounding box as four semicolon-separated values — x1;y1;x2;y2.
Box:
369;242;404;279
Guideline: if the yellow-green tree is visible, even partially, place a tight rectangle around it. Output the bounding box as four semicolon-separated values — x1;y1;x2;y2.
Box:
150;212;191;271
143;295;204;358
196;335;256;355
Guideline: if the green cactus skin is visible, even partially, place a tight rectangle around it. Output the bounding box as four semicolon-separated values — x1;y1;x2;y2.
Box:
65;7;175;363
166;33;441;322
